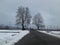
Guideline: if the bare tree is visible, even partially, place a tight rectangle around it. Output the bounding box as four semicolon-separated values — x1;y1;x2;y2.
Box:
33;13;45;30
16;6;31;30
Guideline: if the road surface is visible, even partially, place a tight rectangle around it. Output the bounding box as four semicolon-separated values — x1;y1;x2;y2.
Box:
15;30;60;45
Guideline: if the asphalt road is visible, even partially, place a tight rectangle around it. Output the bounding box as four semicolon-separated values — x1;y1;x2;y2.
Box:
15;30;60;45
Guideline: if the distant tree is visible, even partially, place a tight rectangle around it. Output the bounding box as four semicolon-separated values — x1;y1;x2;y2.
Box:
5;25;9;29
0;25;2;29
16;6;31;30
33;13;45;30
0;24;5;29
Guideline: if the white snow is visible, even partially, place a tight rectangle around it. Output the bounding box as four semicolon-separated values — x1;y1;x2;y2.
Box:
0;30;60;45
0;30;29;45
38;30;60;38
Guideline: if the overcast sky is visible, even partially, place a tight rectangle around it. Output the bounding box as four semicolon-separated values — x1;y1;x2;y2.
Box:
0;0;60;28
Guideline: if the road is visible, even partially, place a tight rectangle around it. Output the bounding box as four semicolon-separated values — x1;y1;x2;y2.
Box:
15;30;60;45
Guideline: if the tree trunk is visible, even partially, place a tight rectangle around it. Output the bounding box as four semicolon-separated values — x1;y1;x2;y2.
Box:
37;26;39;30
22;25;25;30
21;14;25;30
22;17;25;30
22;23;25;30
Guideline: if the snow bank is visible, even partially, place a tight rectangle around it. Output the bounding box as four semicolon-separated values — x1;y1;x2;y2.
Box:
0;30;29;45
38;30;60;38
0;39;6;45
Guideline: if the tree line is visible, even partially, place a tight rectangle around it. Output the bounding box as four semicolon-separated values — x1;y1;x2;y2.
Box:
16;6;45;30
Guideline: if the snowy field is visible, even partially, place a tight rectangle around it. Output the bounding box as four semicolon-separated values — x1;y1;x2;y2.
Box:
39;31;60;38
0;30;29;45
0;30;60;45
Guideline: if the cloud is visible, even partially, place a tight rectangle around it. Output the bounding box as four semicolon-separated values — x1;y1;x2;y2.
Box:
0;0;18;25
18;0;60;28
0;0;60;28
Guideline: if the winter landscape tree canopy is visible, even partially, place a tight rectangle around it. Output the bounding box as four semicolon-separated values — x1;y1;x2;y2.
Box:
33;13;45;30
16;6;32;30
16;6;45;30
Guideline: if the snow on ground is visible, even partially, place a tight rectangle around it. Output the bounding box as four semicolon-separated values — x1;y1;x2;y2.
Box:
0;30;29;45
39;31;60;38
0;30;60;45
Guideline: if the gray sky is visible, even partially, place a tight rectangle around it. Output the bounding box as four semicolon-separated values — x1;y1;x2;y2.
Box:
0;0;60;28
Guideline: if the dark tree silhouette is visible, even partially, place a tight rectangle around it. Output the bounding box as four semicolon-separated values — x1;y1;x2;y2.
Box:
33;13;45;30
16;6;31;30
